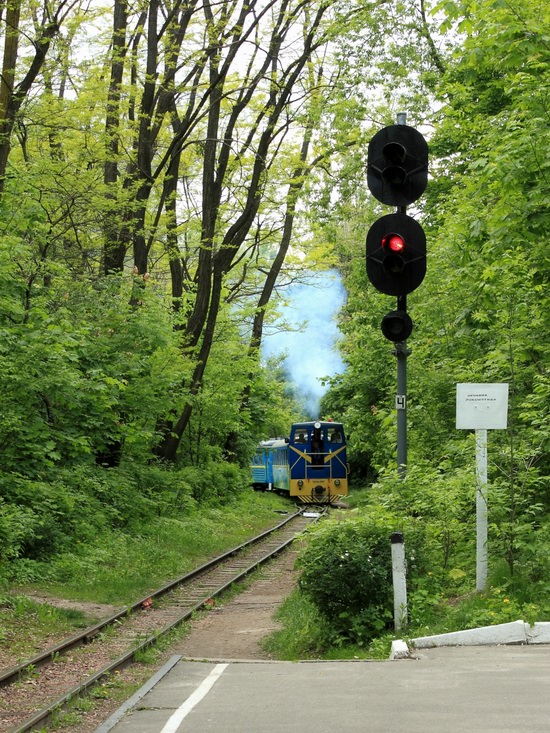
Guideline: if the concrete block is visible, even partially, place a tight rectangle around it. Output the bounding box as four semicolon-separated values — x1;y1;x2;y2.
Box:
411;620;527;649
389;639;410;660
525;622;550;644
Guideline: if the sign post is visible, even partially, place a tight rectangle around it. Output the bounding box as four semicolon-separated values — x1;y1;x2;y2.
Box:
475;429;488;591
456;383;509;592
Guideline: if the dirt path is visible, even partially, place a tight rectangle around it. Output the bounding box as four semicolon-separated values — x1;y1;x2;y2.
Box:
173;548;299;661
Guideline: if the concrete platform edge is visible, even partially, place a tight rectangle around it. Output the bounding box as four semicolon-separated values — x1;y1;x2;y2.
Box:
93;655;182;733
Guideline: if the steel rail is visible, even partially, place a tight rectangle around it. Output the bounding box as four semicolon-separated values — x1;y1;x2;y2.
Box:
5;508;324;733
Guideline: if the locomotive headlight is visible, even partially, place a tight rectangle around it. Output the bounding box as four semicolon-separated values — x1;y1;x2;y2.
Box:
334;479;341;487
314;421;321;429
298;480;303;489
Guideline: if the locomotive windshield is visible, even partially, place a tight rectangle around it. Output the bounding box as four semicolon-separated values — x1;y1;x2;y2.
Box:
328;427;342;444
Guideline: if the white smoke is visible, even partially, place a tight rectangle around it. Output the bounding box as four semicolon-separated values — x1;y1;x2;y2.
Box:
262;269;346;417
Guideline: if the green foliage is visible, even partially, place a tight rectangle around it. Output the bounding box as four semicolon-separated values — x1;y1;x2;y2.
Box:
365;462;476;575
177;463;249;504
407;580;550;639
0;246;190;474
0;461;217;573
0;468;142;563
0;499;38;562
297;511;427;644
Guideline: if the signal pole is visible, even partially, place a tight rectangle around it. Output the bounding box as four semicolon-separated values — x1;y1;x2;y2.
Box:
391;114;411;629
395;113;408;478
395;298;410;477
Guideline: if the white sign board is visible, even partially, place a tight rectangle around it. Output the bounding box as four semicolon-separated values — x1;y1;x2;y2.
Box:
456;383;509;430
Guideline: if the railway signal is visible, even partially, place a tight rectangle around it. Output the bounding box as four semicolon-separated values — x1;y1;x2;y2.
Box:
367;123;428;207
366;212;426;297
366;121;428;301
365;115;429;480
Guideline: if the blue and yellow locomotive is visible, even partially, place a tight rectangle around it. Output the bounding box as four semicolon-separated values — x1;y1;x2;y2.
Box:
251;421;348;504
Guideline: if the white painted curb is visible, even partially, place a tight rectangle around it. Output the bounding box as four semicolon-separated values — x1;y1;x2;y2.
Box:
390;620;550;658
526;622;550;644
412;619;526;648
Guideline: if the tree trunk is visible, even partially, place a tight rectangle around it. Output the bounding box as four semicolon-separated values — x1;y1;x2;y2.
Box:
155;3;331;461
103;0;129;273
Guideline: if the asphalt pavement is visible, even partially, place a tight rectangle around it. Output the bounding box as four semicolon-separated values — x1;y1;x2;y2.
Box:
95;645;550;733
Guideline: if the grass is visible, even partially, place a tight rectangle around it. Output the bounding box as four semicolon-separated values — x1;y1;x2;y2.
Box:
262;590;395;660
46;669;135;732
262;579;550;663
11;491;293;605
0;595;91;662
345;484;372;508
262;590;330;660
262;488;550;662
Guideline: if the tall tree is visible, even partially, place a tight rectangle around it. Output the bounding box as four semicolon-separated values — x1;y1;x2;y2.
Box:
154;0;348;460
0;0;80;196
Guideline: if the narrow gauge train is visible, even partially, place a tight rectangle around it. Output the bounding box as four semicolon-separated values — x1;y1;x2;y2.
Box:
251;421;348;504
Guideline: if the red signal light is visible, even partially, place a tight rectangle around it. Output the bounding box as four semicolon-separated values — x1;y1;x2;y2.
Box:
366;213;426;296
383;233;406;252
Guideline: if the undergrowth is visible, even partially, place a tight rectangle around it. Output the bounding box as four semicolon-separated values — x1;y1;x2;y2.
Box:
3;491;291;604
263;477;550;661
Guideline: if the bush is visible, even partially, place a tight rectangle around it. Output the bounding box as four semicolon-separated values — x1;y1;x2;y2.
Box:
0;474;94;559
181;461;249;504
128;463;196;517
297;510;426;644
0;498;37;561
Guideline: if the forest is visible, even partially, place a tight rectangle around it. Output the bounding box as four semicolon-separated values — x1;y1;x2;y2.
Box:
0;0;548;637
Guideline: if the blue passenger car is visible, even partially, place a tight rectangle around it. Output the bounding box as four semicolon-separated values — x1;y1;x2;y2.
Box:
251;440;275;491
270;439;290;494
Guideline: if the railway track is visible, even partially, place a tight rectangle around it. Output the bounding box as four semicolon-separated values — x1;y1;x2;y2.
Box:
0;508;324;733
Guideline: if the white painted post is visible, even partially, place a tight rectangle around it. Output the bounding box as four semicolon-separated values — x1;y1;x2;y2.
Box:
476;429;488;592
391;532;408;631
